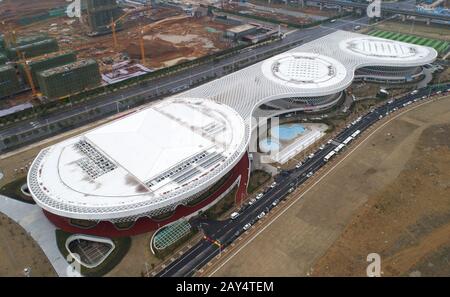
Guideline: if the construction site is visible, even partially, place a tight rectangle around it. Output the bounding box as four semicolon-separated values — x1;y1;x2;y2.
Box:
0;0;244;107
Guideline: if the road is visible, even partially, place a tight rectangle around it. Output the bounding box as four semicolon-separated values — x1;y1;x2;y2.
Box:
0;15;367;151
307;0;450;22
155;83;450;277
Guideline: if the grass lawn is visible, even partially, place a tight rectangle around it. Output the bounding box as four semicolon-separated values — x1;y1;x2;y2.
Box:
0;177;35;204
367;29;449;54
247;170;271;194
204;187;238;220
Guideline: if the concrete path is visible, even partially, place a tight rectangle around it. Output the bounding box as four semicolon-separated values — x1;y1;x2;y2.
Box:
0;195;80;277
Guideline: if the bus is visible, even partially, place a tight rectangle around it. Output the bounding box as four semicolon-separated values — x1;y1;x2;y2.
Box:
324;151;336;162
351;130;361;138
334;143;345;153
342;136;353;145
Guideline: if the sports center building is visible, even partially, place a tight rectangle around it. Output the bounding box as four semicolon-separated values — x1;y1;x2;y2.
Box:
28;31;437;237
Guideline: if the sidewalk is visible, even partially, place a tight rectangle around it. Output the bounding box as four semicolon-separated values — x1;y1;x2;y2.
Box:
0;195;80;277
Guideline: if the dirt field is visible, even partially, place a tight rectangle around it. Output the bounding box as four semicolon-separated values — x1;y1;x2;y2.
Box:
225;2;331;25
5;4;232;71
126;17;232;68
363;20;450;41
0;0;67;21
247;0;336;18
212;95;450;276
0;213;56;276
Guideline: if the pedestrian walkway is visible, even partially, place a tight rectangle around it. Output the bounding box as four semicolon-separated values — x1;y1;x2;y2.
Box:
0;195;81;277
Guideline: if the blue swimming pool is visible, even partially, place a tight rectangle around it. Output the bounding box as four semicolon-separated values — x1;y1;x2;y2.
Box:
271;123;306;141
259;138;280;153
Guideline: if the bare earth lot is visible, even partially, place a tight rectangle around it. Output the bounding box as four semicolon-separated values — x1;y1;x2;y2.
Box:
213;95;450;276
0;213;55;276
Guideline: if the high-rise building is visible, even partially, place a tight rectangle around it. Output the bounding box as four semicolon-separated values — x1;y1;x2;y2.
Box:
0;65;20;99
86;0;123;35
37;59;101;99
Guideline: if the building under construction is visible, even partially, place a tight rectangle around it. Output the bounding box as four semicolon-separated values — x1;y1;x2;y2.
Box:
37;59;102;99
19;51;77;87
0;53;7;65
0;65;20;99
0;35;5;51
6;38;59;60
86;0;123;36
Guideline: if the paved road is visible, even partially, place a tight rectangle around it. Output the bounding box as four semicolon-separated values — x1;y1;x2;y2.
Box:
156;83;450;277
0;15;365;150
307;0;450;21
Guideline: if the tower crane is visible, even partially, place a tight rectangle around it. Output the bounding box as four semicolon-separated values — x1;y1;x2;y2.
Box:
108;5;152;50
17;52;38;98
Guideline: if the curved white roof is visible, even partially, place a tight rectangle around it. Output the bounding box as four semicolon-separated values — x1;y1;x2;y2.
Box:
261;52;348;90
29;98;246;219
339;37;435;65
29;30;437;220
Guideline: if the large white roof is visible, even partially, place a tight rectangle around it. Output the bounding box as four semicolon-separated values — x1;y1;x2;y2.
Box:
29;98;246;219
261;52;348;90
29;30;437;220
84;103;217;183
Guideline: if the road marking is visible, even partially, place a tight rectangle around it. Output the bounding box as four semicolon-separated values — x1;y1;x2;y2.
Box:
207;96;446;277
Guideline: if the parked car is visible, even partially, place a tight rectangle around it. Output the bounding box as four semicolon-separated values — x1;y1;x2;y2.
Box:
243;223;252;231
230;212;240;220
255;193;263;200
257;212;266;219
306;171;314;178
249;198;256;206
270;182;277;188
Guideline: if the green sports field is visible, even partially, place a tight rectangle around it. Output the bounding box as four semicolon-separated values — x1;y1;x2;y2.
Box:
368;30;449;54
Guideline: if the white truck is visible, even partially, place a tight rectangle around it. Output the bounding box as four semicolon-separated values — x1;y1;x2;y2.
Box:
334;143;345;153
351;130;361;138
342;136;353;145
324;151;336;162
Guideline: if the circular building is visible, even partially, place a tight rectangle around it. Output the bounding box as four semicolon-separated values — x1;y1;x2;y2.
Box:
28;31;438;237
28;98;249;236
259;52;348;113
340;37;437;84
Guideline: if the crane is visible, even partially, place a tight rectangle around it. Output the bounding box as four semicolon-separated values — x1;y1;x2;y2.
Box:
18;52;38;98
139;26;146;65
1;21;17;48
109;5;152;50
136;15;191;66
